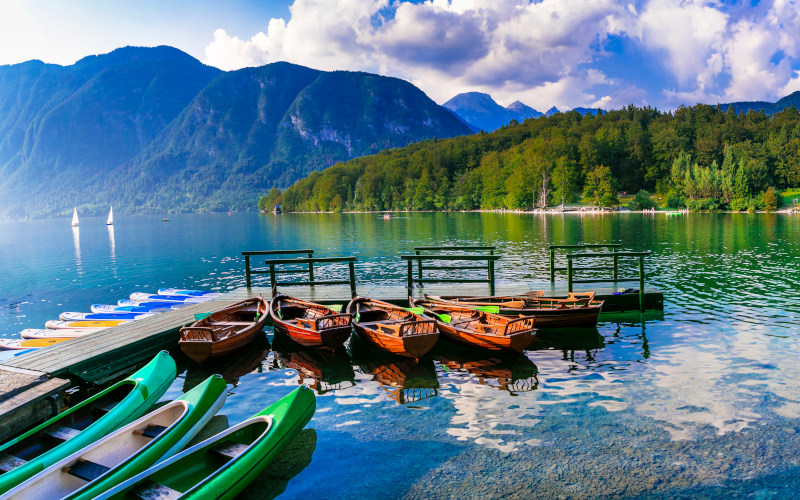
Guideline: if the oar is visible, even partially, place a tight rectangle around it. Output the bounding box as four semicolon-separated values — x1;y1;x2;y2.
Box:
405;307;451;324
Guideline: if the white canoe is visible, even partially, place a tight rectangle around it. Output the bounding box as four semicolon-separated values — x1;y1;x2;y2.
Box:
45;320;129;330
59;311;157;322
21;328;100;339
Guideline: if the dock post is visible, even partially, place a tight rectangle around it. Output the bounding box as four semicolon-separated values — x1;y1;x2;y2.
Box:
269;263;277;290
613;246;619;282
245;254;252;288
567;257;574;292
415;249;422;284
348;260;357;298
549;247;555;282
638;255;645;311
307;250;315;283
488;259;495;295
407;259;414;291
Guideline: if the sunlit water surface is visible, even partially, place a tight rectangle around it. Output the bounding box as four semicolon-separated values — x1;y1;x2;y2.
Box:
1;212;800;498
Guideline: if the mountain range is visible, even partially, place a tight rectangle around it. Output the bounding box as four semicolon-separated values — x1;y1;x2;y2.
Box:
0;46;470;219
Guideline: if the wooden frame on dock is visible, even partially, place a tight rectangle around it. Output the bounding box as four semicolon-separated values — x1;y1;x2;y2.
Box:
402;246;499;295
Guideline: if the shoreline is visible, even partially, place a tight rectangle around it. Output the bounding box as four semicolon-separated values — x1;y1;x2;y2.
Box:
278;207;799;215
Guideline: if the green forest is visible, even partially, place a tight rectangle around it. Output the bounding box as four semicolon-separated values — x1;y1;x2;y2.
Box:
259;103;800;212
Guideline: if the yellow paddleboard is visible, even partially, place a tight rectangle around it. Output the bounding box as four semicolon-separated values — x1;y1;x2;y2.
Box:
0;338;68;350
45;319;129;329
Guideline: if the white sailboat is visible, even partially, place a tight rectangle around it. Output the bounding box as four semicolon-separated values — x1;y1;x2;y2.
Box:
71;208;79;227
106;205;114;225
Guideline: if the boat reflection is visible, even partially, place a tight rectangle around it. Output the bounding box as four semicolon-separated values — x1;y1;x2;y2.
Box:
181;333;271;391
239;429;317;500
271;332;356;394
526;327;606;362
349;334;439;404
433;343;539;394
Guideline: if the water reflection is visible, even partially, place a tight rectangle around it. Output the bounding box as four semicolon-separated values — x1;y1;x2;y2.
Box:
71;226;82;275
434;343;539;394
349;334;439;404
271;333;356;394
107;225;117;278
181;334;271;390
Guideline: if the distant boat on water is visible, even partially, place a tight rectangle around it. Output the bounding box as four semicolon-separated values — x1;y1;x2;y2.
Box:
106;205;114;225
71;208;79;227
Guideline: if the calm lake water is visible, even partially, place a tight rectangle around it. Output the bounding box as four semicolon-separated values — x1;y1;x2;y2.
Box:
2;212;800;498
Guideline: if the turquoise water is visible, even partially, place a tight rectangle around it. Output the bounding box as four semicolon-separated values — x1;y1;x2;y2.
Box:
2;212;800;498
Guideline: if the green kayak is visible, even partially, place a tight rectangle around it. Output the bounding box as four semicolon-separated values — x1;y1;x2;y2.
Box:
2;374;227;500
95;385;316;500
0;351;177;494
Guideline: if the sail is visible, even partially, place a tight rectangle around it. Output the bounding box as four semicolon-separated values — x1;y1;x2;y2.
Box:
107;205;114;225
71;208;79;227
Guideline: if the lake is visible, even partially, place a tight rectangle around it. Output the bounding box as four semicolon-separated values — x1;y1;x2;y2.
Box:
1;212;800;498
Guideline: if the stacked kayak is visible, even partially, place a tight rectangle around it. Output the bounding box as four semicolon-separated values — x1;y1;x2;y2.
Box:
2;374;227;500
129;293;212;304
96;386;316;500
0;351;177;494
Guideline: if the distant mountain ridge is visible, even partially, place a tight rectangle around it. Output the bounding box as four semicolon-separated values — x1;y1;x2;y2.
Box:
717;91;800;115
442;92;542;132
0;46;471;219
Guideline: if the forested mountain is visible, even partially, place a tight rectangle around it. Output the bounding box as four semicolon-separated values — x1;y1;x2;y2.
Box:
0;47;471;219
718;92;800;116
266;103;800;212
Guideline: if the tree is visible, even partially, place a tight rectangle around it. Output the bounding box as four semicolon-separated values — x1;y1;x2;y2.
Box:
257;188;282;211
552;156;577;206
628;190;658;210
537;169;551;208
582;165;618;207
762;187;778;212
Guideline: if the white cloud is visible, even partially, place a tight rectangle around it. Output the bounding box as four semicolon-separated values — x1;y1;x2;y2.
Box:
203;0;800;110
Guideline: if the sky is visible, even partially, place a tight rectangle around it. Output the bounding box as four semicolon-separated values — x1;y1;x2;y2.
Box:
1;0;800;111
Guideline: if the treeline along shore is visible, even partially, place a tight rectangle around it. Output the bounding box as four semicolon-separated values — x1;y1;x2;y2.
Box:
259;100;800;213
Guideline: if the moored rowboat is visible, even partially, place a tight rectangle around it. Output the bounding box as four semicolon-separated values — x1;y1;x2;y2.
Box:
2;374;227;500
0;351;177;494
346;297;438;358
424;292;604;328
269;294;352;349
94;385;316;500
179;297;269;363
409;297;535;352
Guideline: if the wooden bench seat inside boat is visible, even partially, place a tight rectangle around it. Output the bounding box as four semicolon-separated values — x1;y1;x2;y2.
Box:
44;425;81;442
210;441;250;461
207;321;254;326
131;480;183;500
133;424;168;439
91;401;118;416
0;453;27;473
64;458;111;482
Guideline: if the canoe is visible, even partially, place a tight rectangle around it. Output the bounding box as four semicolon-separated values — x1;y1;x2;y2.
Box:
423;292;604;328
158;288;221;298
45;320;129;330
179;297;268;363
2;375;227;500
21;328;101;339
0;338;68;350
409;297;535;352
130;293;210;304
94;385;316;500
269;294;352;349
0;351;176;494
93;303;186;314
116;299;189;309
59;311;157;322
345;297;438;358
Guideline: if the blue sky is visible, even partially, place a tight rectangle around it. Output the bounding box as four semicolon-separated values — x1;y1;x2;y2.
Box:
2;0;799;111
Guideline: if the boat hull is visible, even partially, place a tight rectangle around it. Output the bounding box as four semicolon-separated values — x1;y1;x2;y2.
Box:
352;324;438;358
425;295;603;328
436;323;532;352
269;295;351;349
179;297;268;363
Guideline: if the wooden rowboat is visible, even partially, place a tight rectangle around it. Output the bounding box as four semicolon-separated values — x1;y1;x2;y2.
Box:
179;297;268;363
345;297;438;358
94;386;315;500
424;292;604;328
409;297;535;352
269;294;352;349
0;351;176;494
